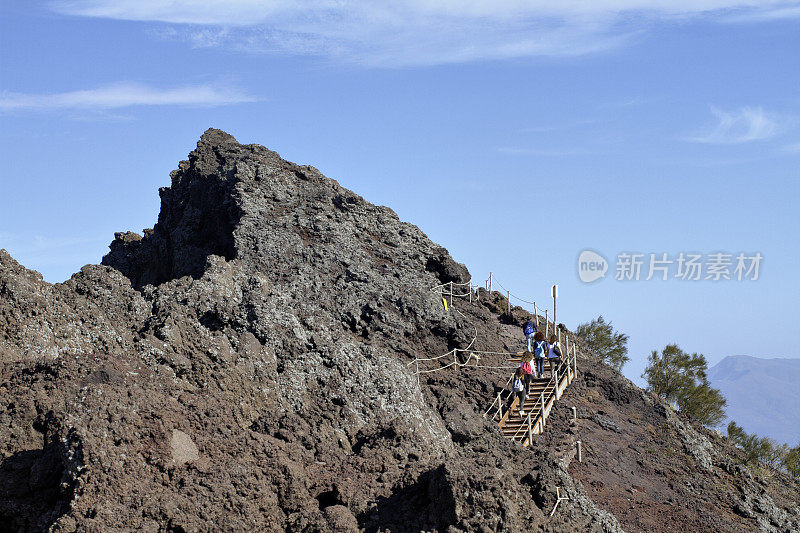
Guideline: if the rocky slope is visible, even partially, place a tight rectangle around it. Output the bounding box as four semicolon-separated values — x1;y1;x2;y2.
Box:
1;129;798;532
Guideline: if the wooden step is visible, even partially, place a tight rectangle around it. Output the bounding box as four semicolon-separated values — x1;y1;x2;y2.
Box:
503;414;541;426
502;426;538;435
502;419;542;431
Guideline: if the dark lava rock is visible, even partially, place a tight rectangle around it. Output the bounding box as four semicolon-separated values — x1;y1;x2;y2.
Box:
1;129;797;532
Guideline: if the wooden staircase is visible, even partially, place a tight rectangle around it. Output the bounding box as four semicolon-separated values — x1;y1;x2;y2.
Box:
485;351;577;447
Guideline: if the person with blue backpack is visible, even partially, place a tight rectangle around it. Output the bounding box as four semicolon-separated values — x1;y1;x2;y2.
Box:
522;318;538;352
531;331;547;378
548;334;562;378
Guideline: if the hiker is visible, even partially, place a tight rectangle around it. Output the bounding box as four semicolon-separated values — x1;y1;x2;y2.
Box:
532;331;546;378
548;334;562;378
523;318;538;351
520;352;533;398
512;367;526;416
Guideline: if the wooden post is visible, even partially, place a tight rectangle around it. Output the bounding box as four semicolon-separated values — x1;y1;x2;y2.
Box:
540;391;546;429
449;281;453;307
571;406;577;422
489;272;493;293
469;283;472;303
573;344;578;376
549;487;561;518
506;290;510;316
498;392;503;420
545;310;549;338
554;364;560;400
577;440;582;463
416;360;420;386
533;302;539;328
565;335;570;379
552;284;558;339
570;344;574;375
527;414;533;444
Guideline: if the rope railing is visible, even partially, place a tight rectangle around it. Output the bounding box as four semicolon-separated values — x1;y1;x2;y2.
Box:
488;273;549;314
421;272;580;442
413;352;520;375
483;339;579;424
407;327;479;382
429;279;472;292
432;279;480;306
417;273;565;383
511;370;558;441
431;273;555;323
508;343;579;443
484;374;515;421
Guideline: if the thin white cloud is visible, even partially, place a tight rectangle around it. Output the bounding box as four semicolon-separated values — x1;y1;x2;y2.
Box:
50;1;800;66
723;5;800;22
0;82;255;111
50;1;800;25
684;106;780;144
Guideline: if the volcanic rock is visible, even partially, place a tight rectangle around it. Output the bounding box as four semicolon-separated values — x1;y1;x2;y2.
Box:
1;129;797;532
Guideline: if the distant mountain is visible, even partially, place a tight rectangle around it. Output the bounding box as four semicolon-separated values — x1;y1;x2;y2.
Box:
708;355;800;445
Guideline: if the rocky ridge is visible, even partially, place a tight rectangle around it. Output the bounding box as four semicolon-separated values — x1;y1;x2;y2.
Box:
1;129;798;532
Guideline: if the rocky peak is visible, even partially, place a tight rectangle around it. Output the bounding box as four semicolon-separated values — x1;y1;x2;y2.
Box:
102;129;467;290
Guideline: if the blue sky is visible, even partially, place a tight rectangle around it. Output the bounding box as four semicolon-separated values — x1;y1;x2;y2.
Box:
1;1;799;385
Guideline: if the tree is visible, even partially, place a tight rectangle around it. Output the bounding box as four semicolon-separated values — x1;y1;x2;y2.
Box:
677;380;727;428
643;344;726;426
727;421;799;478
784;445;800;479
575;315;629;371
727;421;773;465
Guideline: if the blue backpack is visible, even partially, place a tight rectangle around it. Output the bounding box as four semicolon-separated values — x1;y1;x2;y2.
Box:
523;322;535;336
533;341;545;358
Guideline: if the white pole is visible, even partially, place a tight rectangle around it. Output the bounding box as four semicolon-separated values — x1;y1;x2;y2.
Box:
552;488;562;517
540;391;545;429
416;360;420;386
555;364;560;400
545;310;549;338
577;440;583;463
533;302;539;328
572;406;577;422
552;284;558;340
498;392;503;420
469;283;473;303
573;344;578;376
527;414;533;444
489;272;493;293
449;281;453;307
